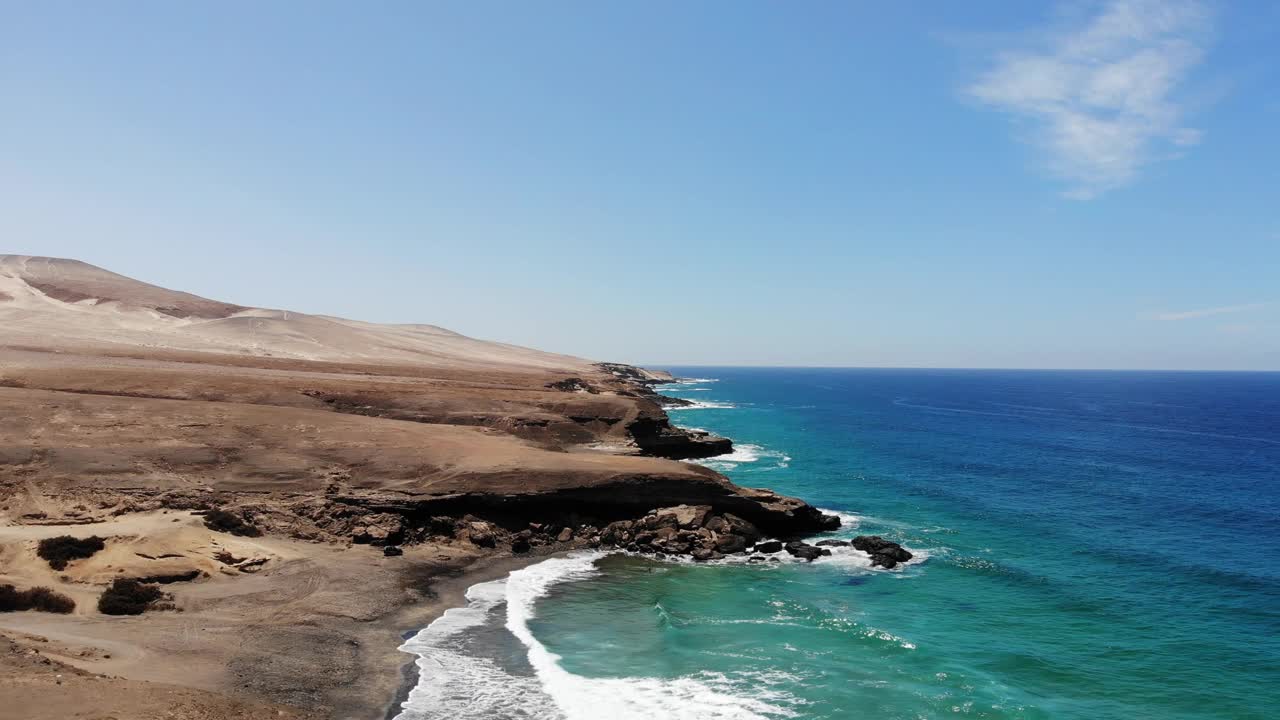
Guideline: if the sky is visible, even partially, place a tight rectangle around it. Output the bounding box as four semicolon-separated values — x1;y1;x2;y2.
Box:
3;1;1278;370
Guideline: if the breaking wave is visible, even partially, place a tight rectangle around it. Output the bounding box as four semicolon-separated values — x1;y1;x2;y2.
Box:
396;553;802;720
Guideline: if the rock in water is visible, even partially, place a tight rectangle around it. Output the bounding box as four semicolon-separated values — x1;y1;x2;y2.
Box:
784;541;831;562
851;535;913;569
754;540;783;554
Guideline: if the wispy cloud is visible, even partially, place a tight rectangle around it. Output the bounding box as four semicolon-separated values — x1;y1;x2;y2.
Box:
1157;302;1268;321
967;0;1212;198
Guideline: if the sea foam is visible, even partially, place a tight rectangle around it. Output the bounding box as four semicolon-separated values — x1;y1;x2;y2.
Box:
397;552;800;720
695;443;790;472
668;400;737;410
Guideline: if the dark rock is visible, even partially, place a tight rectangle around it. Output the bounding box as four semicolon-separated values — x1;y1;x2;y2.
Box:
754;540;783;554
691;547;715;562
627;417;733;460
721;514;762;542
382;545;403;557
784;541;831;562
851;535;913;569
601;520;633;545
657;395;695;408
427;516;456;536
851;535;893;552
715;534;748;554
545;378;598;393
511;530;532;554
815;539;850;547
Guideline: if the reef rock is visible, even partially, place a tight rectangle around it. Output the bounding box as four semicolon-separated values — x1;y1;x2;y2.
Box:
851;535;913;569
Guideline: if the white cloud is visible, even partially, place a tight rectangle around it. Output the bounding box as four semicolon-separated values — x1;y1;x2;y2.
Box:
968;0;1211;198
1157;302;1268;321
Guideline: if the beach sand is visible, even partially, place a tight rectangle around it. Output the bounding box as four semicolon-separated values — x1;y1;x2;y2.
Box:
0;511;554;719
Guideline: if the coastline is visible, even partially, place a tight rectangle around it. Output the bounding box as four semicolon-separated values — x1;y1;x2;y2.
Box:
1;343;839;719
378;550;569;720
0;521;569;720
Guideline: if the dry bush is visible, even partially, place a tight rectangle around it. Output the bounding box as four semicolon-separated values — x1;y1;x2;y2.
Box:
0;584;76;613
97;578;164;615
36;535;107;570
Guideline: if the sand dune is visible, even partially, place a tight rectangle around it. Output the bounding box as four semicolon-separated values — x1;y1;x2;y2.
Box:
0;255;587;370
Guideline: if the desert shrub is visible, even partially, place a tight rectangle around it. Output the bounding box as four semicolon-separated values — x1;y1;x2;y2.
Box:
97;578;164;616
0;584;76;614
202;508;262;537
37;535;106;570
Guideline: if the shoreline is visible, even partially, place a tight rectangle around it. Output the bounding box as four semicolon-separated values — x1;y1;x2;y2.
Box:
0;514;567;720
378;550;566;720
2;358;839;719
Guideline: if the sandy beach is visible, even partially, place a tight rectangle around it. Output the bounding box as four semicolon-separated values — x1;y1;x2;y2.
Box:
1;510;557;719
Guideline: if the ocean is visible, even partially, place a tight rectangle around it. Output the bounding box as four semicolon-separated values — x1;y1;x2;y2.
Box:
394;368;1280;719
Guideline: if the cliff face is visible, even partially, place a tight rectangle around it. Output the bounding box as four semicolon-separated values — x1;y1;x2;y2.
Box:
0;257;838;548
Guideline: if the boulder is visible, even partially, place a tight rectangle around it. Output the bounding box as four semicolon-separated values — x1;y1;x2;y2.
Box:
556;527;573;543
653;505;712;530
427;516;456;536
654;526;678;542
784;541;830;562
754;540;783;554
351;513;404;545
382;545;403;557
720;514;762;542
715;534;748;554
815;539;850;547
851;535;913;569
465;521;497;548
601;520;633;545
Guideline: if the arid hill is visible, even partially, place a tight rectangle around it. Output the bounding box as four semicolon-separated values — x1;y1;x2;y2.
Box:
0;255;832;536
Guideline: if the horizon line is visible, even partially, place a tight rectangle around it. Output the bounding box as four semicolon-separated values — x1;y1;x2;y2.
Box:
640;364;1280;374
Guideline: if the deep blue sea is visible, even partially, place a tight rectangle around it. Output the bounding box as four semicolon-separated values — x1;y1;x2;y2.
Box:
396;368;1280;719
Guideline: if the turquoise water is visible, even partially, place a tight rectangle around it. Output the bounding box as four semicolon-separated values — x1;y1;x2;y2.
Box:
397;368;1280;719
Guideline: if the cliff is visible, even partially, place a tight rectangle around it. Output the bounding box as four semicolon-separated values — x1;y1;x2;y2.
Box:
0;256;836;543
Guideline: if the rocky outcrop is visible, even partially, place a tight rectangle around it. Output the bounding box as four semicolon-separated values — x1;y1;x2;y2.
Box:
545;378;598;393
851;535;913;569
626;417;733;460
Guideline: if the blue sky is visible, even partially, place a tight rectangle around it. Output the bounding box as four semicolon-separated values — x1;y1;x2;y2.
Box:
3;1;1278;369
